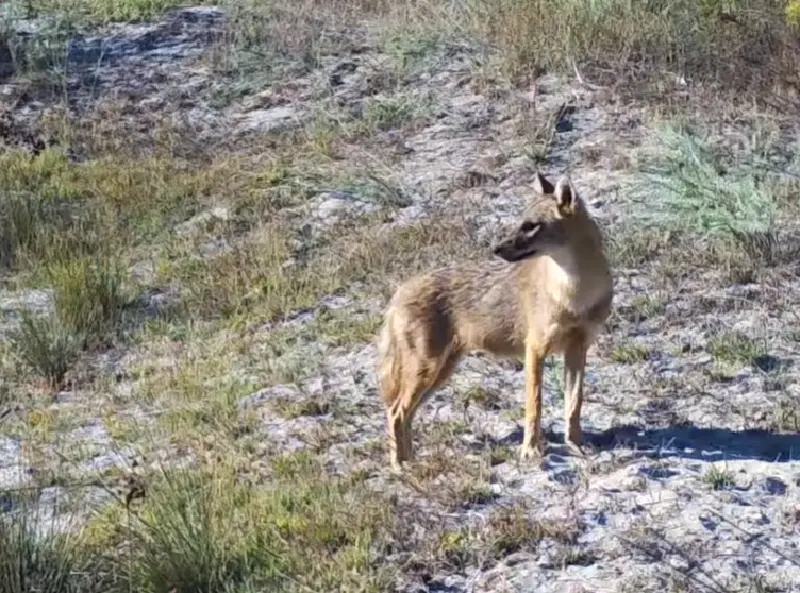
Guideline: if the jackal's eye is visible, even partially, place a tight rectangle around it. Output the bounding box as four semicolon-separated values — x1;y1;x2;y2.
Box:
519;220;539;234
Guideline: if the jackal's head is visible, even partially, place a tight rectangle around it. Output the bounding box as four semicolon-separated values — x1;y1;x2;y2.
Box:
492;171;589;263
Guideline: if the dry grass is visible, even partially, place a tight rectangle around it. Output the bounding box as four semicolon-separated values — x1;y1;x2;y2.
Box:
4;0;799;93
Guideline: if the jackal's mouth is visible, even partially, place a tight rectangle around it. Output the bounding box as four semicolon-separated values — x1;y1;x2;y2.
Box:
492;242;538;262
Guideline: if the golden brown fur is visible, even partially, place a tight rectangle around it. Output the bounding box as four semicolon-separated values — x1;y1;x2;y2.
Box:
376;171;613;471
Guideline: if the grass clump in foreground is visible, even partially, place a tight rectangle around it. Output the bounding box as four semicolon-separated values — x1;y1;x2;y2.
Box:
86;455;398;593
0;455;568;593
0;490;88;593
707;330;768;368
0;457;399;593
46;256;128;340
702;464;735;491
10;312;83;388
10;255;129;387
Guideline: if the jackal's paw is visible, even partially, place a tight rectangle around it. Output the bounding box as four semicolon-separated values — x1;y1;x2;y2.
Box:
565;441;587;458
565;426;587;457
389;453;409;474
518;440;546;461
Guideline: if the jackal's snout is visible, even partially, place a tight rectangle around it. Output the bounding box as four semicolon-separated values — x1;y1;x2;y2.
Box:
492;220;543;262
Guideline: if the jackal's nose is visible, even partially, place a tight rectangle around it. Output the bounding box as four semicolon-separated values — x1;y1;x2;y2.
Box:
493;241;516;260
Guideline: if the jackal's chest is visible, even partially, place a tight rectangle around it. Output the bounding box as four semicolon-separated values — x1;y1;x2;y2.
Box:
540;259;611;318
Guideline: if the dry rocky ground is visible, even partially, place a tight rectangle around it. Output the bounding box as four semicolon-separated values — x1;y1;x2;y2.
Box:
2;2;800;592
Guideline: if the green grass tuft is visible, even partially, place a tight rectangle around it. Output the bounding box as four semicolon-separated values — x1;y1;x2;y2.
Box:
126;469;285;593
0;490;86;593
0;191;67;269
123;458;396;593
47;255;129;342
708;330;768;367
611;342;652;364
702;464;735;490
636;123;778;262
363;94;433;133
10;311;82;387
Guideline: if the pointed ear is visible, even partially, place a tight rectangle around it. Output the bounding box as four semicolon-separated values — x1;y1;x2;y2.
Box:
554;175;577;215
532;171;555;195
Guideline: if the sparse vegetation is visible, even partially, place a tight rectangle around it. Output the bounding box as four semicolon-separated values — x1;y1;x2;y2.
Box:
626;294;666;323
2;0;800;590
121;460;394;593
10;311;82;387
0;490;87;593
708;330;768;368
461;385;502;411
544;358;565;402
363;94;433;133
48;256;128;341
606;227;675;269
703;464;736;490
272;393;331;419
611;342;652;364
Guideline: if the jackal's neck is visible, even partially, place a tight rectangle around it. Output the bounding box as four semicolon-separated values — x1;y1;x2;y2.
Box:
508;231;611;297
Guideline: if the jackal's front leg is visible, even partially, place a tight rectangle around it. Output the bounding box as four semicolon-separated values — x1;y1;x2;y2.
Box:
563;334;588;456
519;340;546;460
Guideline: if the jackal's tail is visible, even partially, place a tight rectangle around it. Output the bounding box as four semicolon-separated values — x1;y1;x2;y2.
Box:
376;309;404;408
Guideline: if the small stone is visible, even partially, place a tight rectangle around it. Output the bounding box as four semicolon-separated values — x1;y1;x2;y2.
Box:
175;206;230;236
238;105;299;134
762;476;787;496
311;190;377;224
0;437;26;491
244;88;281;110
329;60;357;86
316;195;353;221
239;385;299;410
474;151;507;170
453;168;498;189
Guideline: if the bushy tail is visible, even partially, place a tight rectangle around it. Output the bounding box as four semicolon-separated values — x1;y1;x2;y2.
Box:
376;312;402;407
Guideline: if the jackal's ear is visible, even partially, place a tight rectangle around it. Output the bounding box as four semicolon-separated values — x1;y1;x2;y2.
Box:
554;175;577;216
532;171;555;195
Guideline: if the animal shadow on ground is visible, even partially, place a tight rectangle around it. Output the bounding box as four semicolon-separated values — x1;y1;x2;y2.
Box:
483;423;800;464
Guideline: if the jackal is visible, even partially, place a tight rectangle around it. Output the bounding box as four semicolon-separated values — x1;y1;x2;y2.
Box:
376;171;613;471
